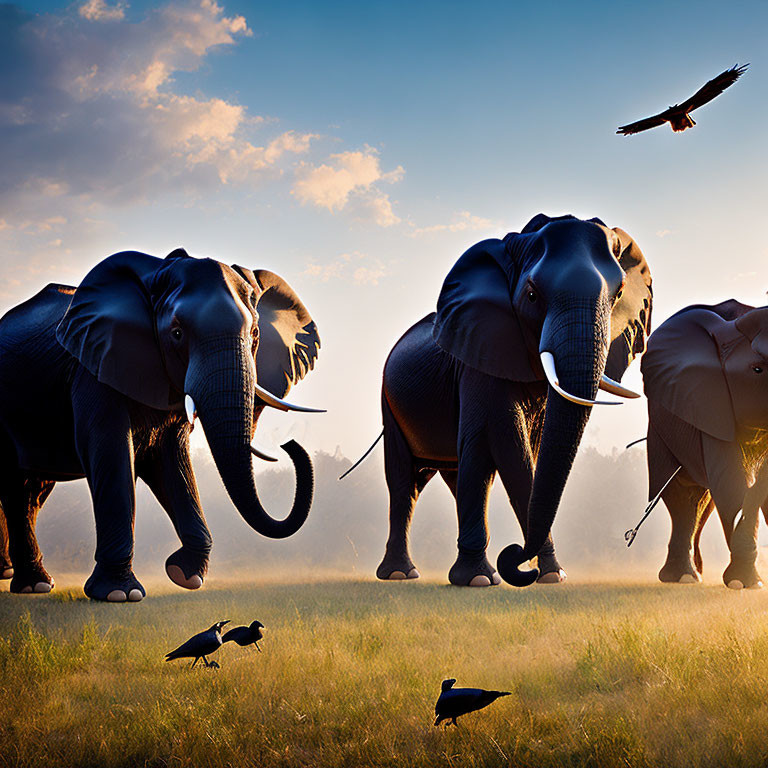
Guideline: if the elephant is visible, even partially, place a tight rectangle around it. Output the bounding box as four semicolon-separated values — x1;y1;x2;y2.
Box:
641;299;768;589
0;248;322;601
376;213;653;587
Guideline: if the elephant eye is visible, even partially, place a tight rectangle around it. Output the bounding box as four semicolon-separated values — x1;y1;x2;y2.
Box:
171;328;182;341
527;289;537;303
753;366;764;374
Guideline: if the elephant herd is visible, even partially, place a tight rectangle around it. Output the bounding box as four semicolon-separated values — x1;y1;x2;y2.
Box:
0;213;765;601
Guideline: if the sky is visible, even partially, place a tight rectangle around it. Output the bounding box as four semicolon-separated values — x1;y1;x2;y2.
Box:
1;0;766;467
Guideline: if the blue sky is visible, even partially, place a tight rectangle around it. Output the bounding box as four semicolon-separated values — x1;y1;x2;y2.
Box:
1;0;766;460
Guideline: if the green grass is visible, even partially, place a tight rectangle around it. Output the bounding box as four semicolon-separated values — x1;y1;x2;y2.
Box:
2;577;768;767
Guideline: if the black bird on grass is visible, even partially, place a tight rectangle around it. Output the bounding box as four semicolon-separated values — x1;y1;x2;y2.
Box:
617;64;748;135
223;620;265;652
165;620;230;668
434;678;511;727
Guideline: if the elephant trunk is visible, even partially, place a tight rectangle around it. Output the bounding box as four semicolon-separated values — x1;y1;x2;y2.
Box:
498;297;608;586
186;336;314;540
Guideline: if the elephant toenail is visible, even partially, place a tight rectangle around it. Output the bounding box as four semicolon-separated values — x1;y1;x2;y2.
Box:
34;582;52;593
107;590;127;602
538;570;567;584
469;575;492;587
20;585;33;593
388;570;407;580
679;574;699;584
727;580;744;590
1;568;13;579
491;572;502;585
407;568;420;579
127;589;144;602
167;564;202;590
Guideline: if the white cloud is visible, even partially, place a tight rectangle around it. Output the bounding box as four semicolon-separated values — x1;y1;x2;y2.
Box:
303;252;388;286
292;149;403;226
411;210;494;237
79;0;126;22
0;1;314;219
655;229;673;238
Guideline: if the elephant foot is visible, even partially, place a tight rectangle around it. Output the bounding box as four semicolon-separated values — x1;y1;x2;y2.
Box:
165;548;208;590
538;569;567;584
1;567;13;580
84;563;145;603
376;551;420;581
723;562;763;590
10;564;54;594
659;557;700;584
449;552;501;587
534;554;567;584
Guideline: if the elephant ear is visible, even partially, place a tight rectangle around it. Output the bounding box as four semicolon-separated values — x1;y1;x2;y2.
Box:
735;306;768;359
432;238;539;382
56;250;176;410
641;307;736;442
233;267;320;398
603;227;653;381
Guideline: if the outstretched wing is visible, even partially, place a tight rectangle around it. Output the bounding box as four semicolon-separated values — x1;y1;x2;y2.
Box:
617;109;671;135
679;64;748;113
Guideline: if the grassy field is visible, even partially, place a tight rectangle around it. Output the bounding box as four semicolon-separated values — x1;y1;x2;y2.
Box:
2;576;768;768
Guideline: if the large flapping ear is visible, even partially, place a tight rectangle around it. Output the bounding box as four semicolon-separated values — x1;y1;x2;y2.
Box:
735;306;768;359
233;267;320;398
604;227;653;381
641;307;736;442
56;250;174;410
432;238;539;382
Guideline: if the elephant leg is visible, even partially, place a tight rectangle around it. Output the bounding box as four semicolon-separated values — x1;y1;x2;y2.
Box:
723;466;768;589
136;423;212;590
658;475;708;584
448;443;500;588
493;423;565;585
72;371;145;602
692;497;714;576
0;468;55;594
376;401;429;581
0;501;11;579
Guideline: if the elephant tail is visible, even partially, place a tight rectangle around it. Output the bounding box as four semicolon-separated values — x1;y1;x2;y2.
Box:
625;436;647;449
338;430;384;480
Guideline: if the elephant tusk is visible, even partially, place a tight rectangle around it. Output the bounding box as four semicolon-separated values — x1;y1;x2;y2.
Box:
253;382;326;413
539;352;621;407
184;395;197;428
250;444;279;462
599;374;641;399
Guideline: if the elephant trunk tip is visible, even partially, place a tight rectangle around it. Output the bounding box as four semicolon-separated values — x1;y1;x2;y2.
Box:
497;544;539;587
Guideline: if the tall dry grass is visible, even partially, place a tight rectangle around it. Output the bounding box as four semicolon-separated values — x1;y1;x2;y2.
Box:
2;579;768;767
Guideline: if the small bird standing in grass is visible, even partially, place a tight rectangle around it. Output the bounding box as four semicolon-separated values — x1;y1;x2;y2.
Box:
434;678;511;727
165;620;230;669
223;620;265;652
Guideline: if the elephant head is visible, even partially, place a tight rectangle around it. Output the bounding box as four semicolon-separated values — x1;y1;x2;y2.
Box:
56;248;322;539
433;214;653;585
642;299;768;515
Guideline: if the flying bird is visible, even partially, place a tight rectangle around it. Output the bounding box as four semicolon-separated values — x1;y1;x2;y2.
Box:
223;620;265;652
617;64;748;135
165;620;230;669
434;678;511;727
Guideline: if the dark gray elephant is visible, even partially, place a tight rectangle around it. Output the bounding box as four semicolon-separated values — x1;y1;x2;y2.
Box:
0;248;322;601
642;299;768;589
377;214;653;587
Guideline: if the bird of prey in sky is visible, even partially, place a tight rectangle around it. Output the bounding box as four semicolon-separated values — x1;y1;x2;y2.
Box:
617;64;748;135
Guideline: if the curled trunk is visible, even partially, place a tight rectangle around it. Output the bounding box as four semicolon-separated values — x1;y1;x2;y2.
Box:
186;337;314;539
498;298;607;586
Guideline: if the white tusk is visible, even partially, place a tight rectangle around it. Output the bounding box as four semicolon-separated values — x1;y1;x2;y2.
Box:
250;444;279;462
599;374;642;399
184;395;197;428
253;382;326;413
539;352;621;407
